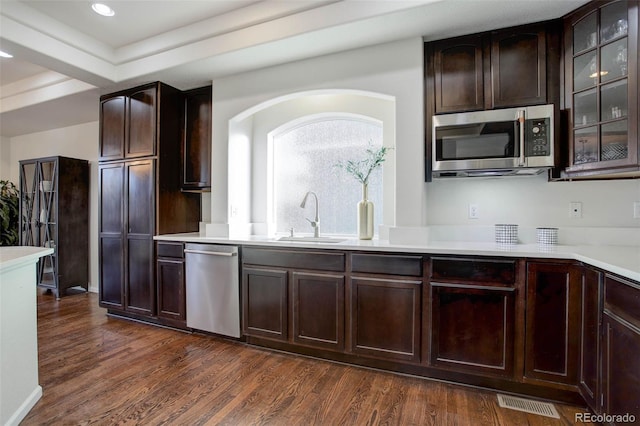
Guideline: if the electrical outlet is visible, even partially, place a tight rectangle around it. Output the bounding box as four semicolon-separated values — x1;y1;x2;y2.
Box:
570;201;582;219
468;204;479;219
634;202;640;219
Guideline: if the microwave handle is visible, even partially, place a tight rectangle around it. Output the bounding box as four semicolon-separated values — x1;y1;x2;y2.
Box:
518;110;526;166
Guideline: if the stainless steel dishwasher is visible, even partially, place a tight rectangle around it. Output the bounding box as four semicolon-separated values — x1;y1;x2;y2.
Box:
184;243;240;338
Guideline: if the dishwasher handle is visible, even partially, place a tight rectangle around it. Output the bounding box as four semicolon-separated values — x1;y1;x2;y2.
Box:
184;249;238;257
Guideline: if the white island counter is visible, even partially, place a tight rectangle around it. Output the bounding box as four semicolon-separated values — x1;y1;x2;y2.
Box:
0;246;53;426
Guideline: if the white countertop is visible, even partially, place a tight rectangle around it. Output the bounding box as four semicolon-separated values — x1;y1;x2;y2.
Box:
0;246;54;273
155;233;640;282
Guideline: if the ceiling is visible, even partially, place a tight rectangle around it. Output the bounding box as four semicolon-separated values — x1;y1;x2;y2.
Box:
0;0;589;138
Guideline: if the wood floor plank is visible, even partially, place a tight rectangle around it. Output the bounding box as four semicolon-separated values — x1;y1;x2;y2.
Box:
22;290;588;425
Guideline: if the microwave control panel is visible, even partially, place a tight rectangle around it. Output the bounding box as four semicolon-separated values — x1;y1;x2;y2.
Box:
526;118;551;156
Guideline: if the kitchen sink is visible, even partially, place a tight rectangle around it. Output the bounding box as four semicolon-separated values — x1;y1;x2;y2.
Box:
277;236;347;243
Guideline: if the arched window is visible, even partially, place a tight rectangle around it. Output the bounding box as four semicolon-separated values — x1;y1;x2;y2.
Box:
269;116;383;236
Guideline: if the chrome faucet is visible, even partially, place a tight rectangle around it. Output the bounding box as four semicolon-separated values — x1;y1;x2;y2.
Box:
300;191;319;238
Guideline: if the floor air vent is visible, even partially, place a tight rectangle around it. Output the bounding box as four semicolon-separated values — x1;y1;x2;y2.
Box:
497;394;560;419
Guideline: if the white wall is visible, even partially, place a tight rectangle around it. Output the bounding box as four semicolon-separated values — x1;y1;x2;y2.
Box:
0;136;10;180
427;174;640;228
211;37;425;234
7;122;99;292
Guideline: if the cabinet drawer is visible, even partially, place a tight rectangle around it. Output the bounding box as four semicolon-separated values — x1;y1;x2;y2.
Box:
157;242;184;259
431;257;516;286
242;247;345;272
351;253;423;277
605;274;640;328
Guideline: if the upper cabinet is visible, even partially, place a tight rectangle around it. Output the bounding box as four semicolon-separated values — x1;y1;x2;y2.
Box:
432;35;485;113
429;22;559;115
182;86;212;191
490;24;550;108
99;84;157;161
563;0;639;177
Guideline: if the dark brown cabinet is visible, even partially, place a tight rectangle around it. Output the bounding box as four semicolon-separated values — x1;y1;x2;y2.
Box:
350;276;422;363
431;35;484;114
563;0;640;178
182;86;212;191
601;274;640;420
156;242;186;328
350;253;423;363
525;261;582;387
579;267;602;410
428;257;519;378
98;82;201;320
99;160;155;315
99;85;157;161
292;271;345;351
241;247;346;347
243;267;289;340
490;24;549;108
428;22;556;115
19;156;89;298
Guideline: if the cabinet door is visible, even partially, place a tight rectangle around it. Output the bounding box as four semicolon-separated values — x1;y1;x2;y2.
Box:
433;35;485;113
350;276;421;362
525;262;581;386
292;271;345;351
579;267;602;411
491;24;547;107
126;86;157;159
125;160;155;315
100;95;126;161
243;267;288;340
564;1;639;176
182;86;212;190
157;258;186;323
98;163;125;309
19;160;38;247
602;312;640;420
430;284;515;378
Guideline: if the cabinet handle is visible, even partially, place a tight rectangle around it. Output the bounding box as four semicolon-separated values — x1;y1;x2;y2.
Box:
184;249;237;257
518;110;526;166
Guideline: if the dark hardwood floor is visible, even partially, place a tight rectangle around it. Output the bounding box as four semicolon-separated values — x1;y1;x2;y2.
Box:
24;290;587;425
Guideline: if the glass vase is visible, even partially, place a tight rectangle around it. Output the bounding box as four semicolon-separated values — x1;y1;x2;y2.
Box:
357;183;374;240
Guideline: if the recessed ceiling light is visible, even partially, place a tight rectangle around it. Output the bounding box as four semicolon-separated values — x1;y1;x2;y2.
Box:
0;50;13;58
91;3;115;17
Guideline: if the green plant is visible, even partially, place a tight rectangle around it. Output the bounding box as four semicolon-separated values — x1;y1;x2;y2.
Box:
335;144;391;185
0;180;20;246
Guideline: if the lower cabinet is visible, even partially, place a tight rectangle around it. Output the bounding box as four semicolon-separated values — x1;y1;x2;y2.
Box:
292;271;345;351
601;274;640;420
349;253;424;363
524;261;582;387
156;242;186;328
242;267;289;341
241;247;346;349
578;267;602;411
428;257;519;378
350;276;422;363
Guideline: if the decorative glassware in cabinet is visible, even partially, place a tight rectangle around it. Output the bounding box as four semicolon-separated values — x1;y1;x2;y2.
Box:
574;126;598;164
601;120;628;161
600;1;628;43
573;11;597;53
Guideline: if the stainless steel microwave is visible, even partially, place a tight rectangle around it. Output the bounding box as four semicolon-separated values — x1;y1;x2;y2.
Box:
432;104;555;178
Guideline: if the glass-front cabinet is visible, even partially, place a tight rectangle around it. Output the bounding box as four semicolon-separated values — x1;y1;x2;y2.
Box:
564;0;639;177
19;156;90;299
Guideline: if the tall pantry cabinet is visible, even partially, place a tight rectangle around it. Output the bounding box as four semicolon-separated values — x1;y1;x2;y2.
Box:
98;82;200;320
